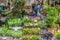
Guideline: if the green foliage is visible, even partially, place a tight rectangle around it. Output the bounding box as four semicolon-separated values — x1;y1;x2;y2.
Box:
31;37;40;40
45;7;58;16
56;32;60;39
20;10;28;17
40;21;47;29
23;29;40;35
45;16;57;28
0;27;23;38
46;16;57;23
2;10;8;13
13;0;25;9
22;16;29;21
12;9;20;14
22;36;40;40
7;18;23;26
23;16;41;27
10;30;22;38
0;27;9;36
22;37;30;40
9;0;27;18
55;5;60;12
44;7;58;28
56;19;60;24
43;4;49;9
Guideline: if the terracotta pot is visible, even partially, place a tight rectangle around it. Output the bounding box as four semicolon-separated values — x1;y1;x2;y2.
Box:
48;28;55;36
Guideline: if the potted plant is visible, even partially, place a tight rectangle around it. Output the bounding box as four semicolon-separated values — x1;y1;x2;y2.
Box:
45;7;58;28
46;16;57;28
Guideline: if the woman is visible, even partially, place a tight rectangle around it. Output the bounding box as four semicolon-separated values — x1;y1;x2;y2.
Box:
33;1;42;16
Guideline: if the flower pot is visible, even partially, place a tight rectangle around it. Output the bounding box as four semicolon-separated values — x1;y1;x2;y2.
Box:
48;28;55;35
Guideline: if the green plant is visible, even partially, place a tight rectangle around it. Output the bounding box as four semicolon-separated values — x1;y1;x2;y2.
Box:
23;29;40;35
45;7;58;16
12;0;25;9
45;7;58;28
2;10;8;13
33;30;40;35
27;30;33;35
43;4;49;9
56;19;60;24
7;0;27;18
0;27;9;36
31;37;39;40
56;32;60;39
40;20;47;29
23;16;41;27
22;36;40;40
7;18;23;26
0;27;23;38
10;30;23;38
22;37;31;40
46;16;57;28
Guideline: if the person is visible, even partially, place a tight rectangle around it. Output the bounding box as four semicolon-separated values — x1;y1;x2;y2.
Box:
0;6;3;18
0;6;3;14
33;1;42;16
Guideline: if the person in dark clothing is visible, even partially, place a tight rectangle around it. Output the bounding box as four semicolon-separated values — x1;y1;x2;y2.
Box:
33;2;42;16
0;6;3;14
